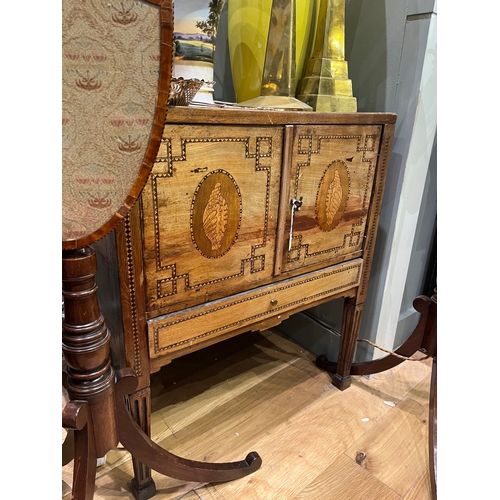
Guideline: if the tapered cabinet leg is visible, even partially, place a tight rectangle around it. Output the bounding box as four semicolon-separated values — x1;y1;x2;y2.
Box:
333;299;364;390
316;297;365;390
128;388;157;500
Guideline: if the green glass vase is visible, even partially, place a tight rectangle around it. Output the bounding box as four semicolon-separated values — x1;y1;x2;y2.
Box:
228;0;319;103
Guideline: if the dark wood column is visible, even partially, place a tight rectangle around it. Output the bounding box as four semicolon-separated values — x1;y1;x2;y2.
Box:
62;247;119;459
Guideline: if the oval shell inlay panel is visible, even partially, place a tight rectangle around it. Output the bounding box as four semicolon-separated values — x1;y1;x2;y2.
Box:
191;170;242;258
316;160;350;232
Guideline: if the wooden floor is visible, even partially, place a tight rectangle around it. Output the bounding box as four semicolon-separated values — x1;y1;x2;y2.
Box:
62;328;434;499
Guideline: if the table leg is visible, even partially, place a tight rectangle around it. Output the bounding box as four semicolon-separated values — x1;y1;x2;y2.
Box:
62;247;120;500
115;368;262;484
62;401;97;500
62;247;262;499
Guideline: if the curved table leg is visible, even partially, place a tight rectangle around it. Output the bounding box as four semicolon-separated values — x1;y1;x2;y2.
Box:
62;429;75;467
115;368;262;485
316;295;432;376
62;400;97;500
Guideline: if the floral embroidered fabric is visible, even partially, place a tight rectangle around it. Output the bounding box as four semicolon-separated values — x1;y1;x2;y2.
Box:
62;0;160;242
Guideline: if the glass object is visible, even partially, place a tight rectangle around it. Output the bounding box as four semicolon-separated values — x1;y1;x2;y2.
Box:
228;0;318;104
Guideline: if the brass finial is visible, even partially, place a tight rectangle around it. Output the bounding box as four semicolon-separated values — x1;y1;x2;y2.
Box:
297;0;357;112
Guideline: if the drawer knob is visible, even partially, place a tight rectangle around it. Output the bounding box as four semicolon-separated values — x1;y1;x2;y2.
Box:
270;299;278;307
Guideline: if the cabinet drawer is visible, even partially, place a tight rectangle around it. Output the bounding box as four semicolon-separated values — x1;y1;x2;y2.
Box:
148;258;363;358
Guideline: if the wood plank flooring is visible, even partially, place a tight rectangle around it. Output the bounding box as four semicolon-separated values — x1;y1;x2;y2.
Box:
62;328;433;499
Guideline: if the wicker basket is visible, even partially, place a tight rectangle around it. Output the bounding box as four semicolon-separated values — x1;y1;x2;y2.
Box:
168;77;204;106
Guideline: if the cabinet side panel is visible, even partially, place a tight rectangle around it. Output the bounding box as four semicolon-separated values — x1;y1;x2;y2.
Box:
357;122;396;303
93;231;126;370
114;203;151;388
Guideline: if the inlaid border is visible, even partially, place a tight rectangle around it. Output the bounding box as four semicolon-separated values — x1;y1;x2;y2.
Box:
123;212;142;377
150;261;362;354
287;131;379;263
148;134;275;302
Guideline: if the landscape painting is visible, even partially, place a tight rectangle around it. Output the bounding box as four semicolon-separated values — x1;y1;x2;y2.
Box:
174;0;225;63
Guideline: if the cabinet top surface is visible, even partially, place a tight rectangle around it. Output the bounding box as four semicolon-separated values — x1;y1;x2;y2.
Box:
165;106;397;126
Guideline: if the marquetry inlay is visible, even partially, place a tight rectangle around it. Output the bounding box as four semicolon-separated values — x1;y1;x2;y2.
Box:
191;170;242;258
316;160;350;232
139;125;283;316
155;244;267;300
124;213;142;377
284;126;382;271
150;260;362;356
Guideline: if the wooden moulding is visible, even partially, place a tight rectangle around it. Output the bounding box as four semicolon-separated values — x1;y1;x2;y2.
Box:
164;106;397;127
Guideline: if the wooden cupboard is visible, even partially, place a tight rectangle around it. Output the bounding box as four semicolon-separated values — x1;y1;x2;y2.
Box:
94;106;396;496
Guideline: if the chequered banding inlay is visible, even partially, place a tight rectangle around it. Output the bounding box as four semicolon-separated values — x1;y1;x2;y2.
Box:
156;244;267;299
288;131;379;262
359;129;392;297
149;135;273;300
124;213;141;377
152;262;362;353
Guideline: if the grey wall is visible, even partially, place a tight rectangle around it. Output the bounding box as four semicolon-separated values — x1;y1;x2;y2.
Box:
354;0;437;359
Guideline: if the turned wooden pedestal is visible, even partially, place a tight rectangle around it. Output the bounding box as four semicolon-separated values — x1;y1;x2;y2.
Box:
62;247;261;500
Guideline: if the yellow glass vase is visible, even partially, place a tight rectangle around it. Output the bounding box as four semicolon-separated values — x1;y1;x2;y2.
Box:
228;0;319;104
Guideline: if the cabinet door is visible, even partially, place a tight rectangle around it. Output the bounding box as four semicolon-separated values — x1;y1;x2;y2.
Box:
141;123;283;317
281;124;382;274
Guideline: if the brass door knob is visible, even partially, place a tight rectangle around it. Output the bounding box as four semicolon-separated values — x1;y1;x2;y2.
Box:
270;299;278;307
